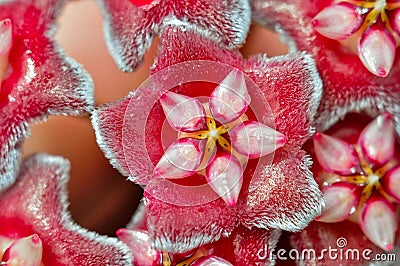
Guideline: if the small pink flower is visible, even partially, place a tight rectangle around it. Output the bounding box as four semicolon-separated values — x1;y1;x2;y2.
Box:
93;24;323;253
0;154;131;265
0;0;93;191
293;112;400;264
96;0;251;71
251;0;400;133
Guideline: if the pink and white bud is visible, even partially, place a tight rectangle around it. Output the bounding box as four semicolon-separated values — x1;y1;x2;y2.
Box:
230;121;286;159
312;3;362;40
154;138;204;179
317;183;358;223
0;18;12;56
116;228;160;266
206;152;243;206
313;132;360;175
381;165;400;203
209;69;251;124
358;25;396;77
192;255;233;266
1;234;43;266
358;112;394;166
360;196;397;251
160;91;206;132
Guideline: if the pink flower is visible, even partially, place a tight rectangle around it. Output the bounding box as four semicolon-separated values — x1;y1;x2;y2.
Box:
292;112;400;264
0;154;131;265
0;0;93;191
93;24;323;253
251;0;400;132
96;0;251;71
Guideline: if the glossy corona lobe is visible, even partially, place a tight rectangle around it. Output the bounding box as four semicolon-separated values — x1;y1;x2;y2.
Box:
209;69;250;124
312;3;362;40
358;25;396;77
0;18;12;56
313;132;359;175
1;235;42;266
381;165;400;202
360;196;397;251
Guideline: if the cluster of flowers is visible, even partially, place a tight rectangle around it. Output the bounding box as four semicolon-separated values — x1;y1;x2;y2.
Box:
1;0;400;265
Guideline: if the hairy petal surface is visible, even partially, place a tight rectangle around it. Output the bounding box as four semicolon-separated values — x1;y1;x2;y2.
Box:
0;154;131;265
96;0;251;71
0;0;94;191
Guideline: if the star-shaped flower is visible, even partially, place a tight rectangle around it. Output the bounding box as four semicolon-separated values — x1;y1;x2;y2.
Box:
251;0;400;132
0;154;131;265
93;24;323;252
292;112;400;264
0;0;94;191
96;0;251;71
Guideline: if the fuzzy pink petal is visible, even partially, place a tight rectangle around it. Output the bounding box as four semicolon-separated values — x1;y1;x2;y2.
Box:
317;183;357;223
0;154;131;265
144;189;238;253
97;0;250;71
252;0;400;132
209;69;250;124
0;0;93;191
206;152;243;206
116;228;160;266
312;3;362;40
242;150;323;231
360;196;397;251
230;121;286;159
92;97;132;178
358;112;395;166
244;52;322;148
314;132;359;175
154;138;204;179
160;91;206;132
358;24;396;77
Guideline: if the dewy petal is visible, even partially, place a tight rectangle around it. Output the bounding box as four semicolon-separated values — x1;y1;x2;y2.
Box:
0;0;94;191
0;18;12;55
2;234;42;266
96;0;250;71
230;121;286;159
360;195;397;251
209;69;250;124
206;152;243;206
242;150;323;231
154;138;204;179
0;154;131;265
358;112;395;166
314;132;359;175
381;165;400;203
312;3;362;40
160;91;206;132
192;256;233;266
317;183;357;223
358;24;396;77
116;228;160;266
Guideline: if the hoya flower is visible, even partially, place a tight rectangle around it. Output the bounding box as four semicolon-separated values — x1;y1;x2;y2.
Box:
96;0;251;71
117;204;281;265
93;24;323;252
0;0;94;191
291;112;400;264
0;154;132;265
251;0;400;132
